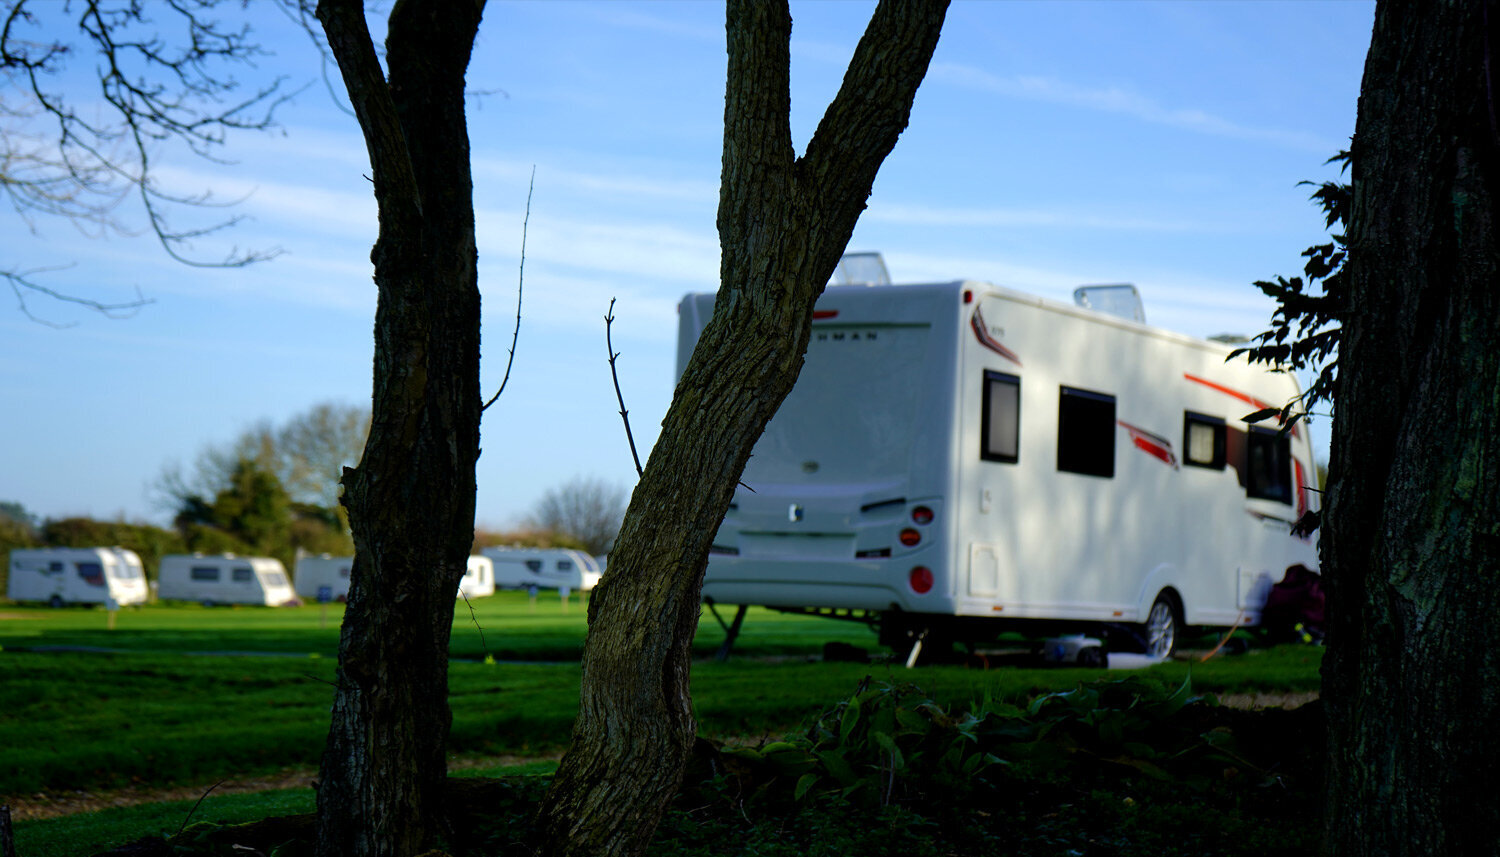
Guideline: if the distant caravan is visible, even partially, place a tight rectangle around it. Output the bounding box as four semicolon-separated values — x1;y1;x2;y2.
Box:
481;547;601;593
6;547;150;607
294;554;495;602
158;553;298;607
678;271;1319;661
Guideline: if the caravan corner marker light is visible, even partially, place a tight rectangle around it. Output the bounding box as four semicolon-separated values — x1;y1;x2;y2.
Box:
899;528;921;547
909;566;934;594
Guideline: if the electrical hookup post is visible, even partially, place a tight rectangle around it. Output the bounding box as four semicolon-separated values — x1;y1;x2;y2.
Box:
105;594;119;630
317;585;333;629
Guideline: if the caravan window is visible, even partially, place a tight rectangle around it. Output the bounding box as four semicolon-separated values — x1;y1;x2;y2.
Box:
76;562;106;586
232;567;254;583
525;560;543;573
1057;386;1116;478
1184;412;1227;470
557;560;574;571
1246;427;1292;503
191;566;220;582
980;371;1020;463
261;571;288;587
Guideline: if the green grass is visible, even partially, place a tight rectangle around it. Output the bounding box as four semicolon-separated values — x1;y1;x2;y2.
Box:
13;788;316;857
0;595;1323;855
0;644;1321;797
0;591;880;660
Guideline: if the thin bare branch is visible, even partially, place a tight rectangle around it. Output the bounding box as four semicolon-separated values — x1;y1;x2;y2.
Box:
4;265;152;327
1;0;292;317
605;298;644;478
483;167;534;412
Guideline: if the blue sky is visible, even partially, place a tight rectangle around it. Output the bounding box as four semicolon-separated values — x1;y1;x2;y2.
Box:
1;1;1372;529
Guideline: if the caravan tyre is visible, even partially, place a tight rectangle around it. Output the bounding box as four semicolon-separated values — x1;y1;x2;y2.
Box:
1144;594;1180;659
48;594;64;609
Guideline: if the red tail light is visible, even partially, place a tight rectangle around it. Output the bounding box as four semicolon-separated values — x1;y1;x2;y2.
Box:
899;528;921;547
911;506;934;525
909;566;934;594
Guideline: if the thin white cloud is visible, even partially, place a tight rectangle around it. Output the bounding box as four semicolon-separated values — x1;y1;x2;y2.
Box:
865;201;1207;233
471;157;718;206
930;62;1339;153
575;6;722;44
475;208;719;288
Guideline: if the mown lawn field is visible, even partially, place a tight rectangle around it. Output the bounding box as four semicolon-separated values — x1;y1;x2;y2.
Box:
0;595;1325;857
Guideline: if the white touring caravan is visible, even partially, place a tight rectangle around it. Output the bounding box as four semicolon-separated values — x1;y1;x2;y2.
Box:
679;274;1319;661
158;554;298;606
482;547;602;592
458;555;496;599
293;554;353;602
6;547;150;607
296;554;495;601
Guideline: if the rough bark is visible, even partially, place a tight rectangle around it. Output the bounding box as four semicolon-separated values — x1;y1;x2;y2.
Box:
1323;1;1500;854
535;2;948;856
312;2;486;856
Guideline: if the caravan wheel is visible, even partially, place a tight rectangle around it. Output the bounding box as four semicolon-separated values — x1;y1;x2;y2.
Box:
48;594;64;609
1143;594;1181;659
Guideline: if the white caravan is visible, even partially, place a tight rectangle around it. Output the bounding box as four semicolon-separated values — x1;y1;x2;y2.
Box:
6;547;149;607
295;554;495;601
458;555;496;599
158;554;298;606
678;278;1319;659
293;554;353;602
482;547;602;592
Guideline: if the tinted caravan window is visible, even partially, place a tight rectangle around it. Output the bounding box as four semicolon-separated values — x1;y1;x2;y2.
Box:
981;371;1020;463
1057;386;1116;478
1246;427;1292;503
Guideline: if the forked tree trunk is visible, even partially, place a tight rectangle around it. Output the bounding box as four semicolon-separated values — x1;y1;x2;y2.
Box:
312;2;486;856
1323;1;1500;854
536;2;948;856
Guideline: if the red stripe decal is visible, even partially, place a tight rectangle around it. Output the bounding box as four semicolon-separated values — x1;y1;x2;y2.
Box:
812;309;838;320
1294;459;1309;520
971;305;1022;366
1184;373;1300;440
1118;420;1178;469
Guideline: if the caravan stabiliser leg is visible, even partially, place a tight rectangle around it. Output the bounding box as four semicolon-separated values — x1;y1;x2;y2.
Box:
703;598;749;662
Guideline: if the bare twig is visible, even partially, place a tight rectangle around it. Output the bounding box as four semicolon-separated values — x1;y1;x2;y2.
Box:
458;589;492;662
483;167;535;411
5;266;152;327
606;298;644;478
174;779;226;840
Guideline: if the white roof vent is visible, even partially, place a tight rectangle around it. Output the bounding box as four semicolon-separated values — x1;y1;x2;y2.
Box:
829;252;891;287
1073;284;1146;324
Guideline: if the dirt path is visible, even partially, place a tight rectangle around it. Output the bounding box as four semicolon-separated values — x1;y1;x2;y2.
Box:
4;753;560;823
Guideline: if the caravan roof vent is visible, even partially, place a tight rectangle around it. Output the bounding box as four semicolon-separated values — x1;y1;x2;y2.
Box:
1073;284;1146;324
829;252;891;287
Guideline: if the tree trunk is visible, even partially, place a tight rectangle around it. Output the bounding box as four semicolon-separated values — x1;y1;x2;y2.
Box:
312;2;486;856
1323;1;1500;854
536;2;948;856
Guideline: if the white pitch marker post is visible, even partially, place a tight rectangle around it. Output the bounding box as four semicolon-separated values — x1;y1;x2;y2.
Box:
106;595;119;631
